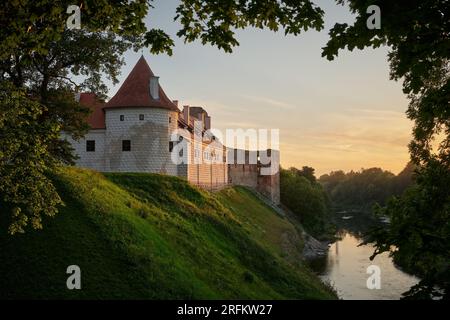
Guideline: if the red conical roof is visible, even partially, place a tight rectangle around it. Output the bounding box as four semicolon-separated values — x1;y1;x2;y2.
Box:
105;56;178;111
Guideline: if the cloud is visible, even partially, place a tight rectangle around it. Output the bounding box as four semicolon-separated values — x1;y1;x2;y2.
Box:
239;94;296;110
342;107;407;120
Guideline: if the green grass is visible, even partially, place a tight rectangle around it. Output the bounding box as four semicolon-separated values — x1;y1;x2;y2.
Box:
0;167;336;299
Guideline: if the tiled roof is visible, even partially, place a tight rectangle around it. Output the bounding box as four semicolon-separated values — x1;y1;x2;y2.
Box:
104;56;178;111
79;93;105;129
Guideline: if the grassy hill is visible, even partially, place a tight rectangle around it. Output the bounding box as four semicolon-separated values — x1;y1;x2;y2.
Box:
0;167;335;299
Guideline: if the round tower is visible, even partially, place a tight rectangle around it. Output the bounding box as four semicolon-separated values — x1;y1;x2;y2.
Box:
103;56;180;175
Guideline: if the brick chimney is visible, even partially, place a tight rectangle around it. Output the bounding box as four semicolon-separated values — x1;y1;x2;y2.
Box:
205;115;211;130
182;105;190;124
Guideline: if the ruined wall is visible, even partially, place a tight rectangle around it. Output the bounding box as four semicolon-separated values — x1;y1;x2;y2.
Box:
227;164;258;188
256;171;280;205
227;149;280;205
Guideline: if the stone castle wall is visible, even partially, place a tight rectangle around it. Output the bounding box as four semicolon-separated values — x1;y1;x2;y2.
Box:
227;149;280;204
63;129;106;172
65;109;278;204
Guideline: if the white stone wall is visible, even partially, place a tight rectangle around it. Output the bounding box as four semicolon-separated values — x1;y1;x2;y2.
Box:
65;107;228;190
62;130;106;171
103;107;177;174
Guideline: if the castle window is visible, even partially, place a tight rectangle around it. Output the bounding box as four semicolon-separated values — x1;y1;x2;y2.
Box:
86;140;95;152
139;114;144;121
169;116;172;124
120;115;124;121
122;140;131;151
169;141;174;152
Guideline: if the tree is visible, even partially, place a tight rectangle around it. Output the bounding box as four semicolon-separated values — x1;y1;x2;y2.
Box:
294;166;317;183
0;0;325;233
288;166;317;183
280;167;333;238
319;170;346;194
0;1;150;233
318;167;408;211
392;162;417;194
369;160;449;299
322;1;449;299
0;82;62;234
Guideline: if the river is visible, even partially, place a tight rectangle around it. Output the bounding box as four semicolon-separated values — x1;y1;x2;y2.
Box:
308;214;420;300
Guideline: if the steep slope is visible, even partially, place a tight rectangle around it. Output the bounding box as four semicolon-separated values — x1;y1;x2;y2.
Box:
0;167;335;299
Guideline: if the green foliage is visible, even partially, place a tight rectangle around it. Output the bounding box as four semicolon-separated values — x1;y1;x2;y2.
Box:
280;167;333;238
319;165;414;212
0;82;62;234
289;166;316;183
175;0;324;52
0;0;154;233
322;1;449;298
323;0;449;97
367;160;450;299
0;167;336;299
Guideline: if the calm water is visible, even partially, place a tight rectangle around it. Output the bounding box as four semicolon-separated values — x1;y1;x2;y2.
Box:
310;229;420;300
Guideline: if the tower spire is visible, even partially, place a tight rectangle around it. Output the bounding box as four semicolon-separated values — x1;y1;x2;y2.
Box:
104;56;178;111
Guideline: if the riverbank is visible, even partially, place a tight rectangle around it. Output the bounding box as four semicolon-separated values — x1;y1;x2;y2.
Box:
302;232;330;259
303;212;421;300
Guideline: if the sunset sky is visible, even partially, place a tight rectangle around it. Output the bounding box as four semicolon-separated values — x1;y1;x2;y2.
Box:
105;0;412;176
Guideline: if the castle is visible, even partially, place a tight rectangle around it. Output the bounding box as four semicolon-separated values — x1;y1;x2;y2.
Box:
64;56;280;204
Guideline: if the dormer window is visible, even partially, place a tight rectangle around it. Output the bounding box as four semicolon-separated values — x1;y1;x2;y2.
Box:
150;76;159;100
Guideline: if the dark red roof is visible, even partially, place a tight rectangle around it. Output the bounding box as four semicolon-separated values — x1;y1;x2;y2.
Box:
79;93;105;129
104;56;178;111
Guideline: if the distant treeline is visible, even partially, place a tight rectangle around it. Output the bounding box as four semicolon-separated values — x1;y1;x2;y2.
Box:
318;163;416;212
280;167;334;239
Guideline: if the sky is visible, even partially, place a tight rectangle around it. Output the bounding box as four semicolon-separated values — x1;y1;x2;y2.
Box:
105;0;412;177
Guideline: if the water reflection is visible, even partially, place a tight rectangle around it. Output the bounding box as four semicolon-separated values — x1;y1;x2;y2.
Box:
309;214;420;300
